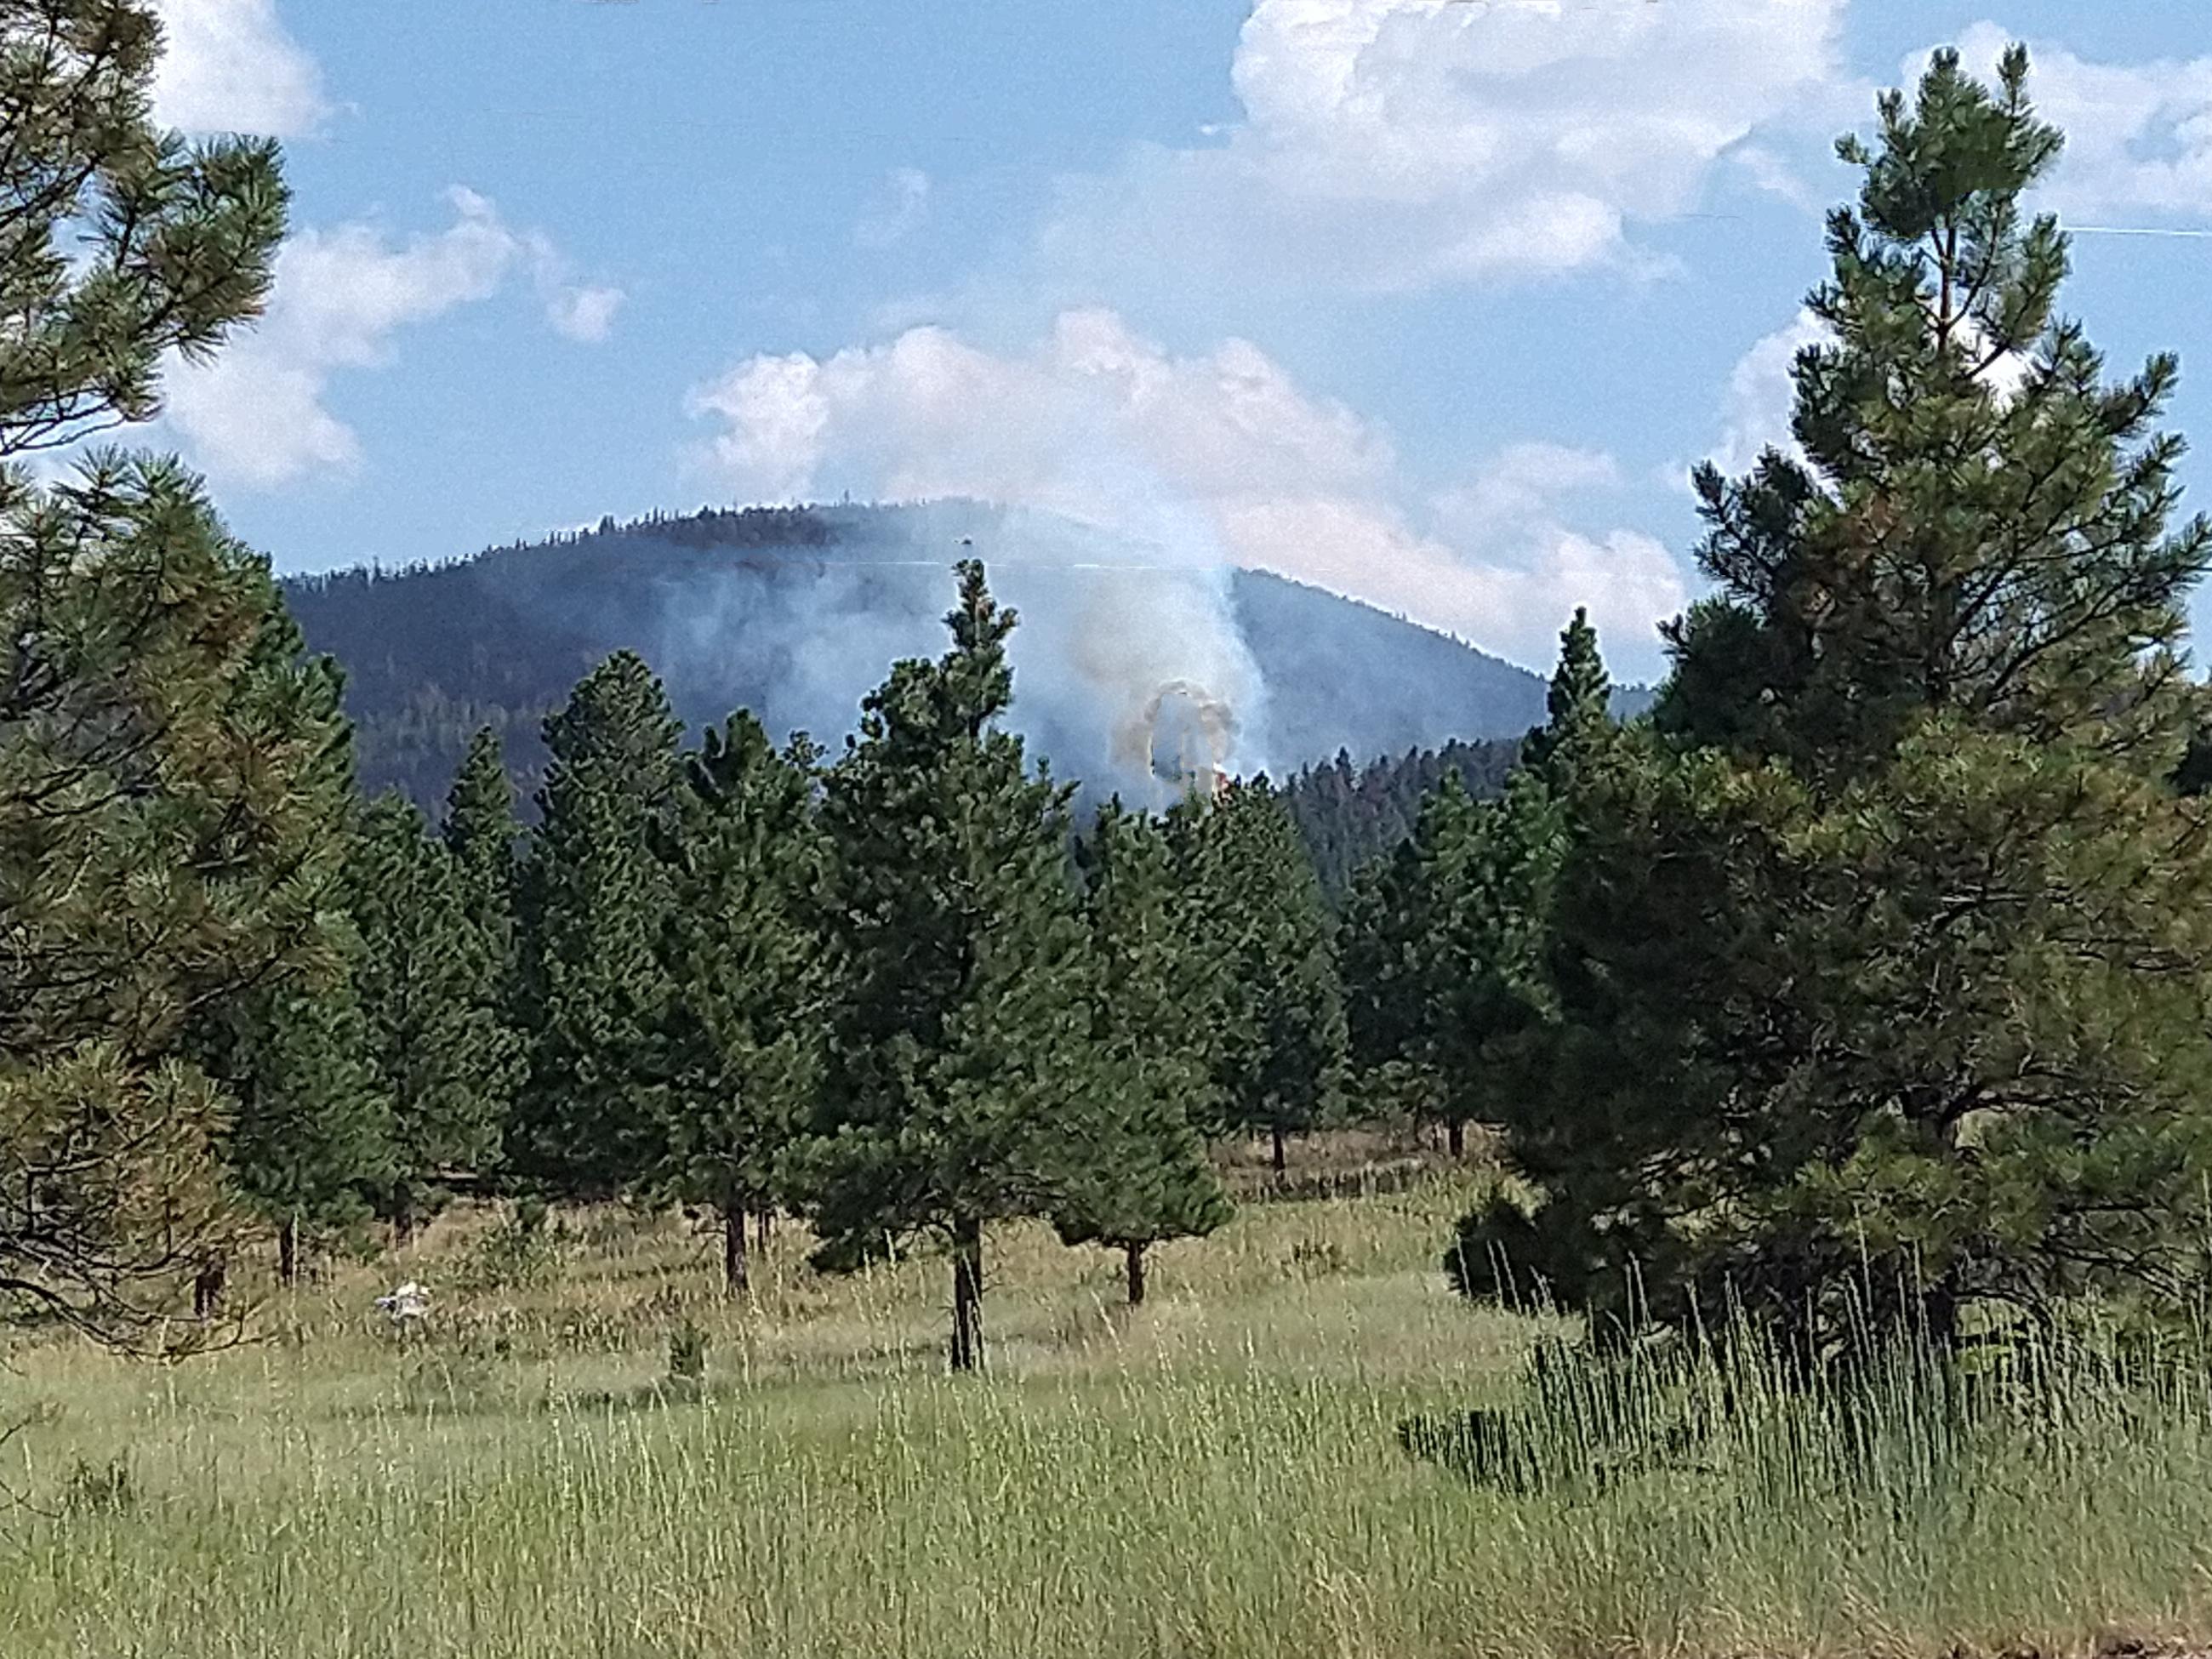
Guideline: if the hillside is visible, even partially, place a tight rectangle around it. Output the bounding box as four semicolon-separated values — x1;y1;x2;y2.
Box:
284;500;1590;809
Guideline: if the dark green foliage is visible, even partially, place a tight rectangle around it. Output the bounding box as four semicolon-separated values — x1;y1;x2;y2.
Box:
510;653;682;1199
351;794;522;1238
1281;738;1521;904
444;726;521;977
1520;607;1612;792
1055;801;1233;1304
1466;48;2212;1356
1660;47;2204;778
1174;775;1348;1173
0;0;336;1348
0;2;290;448
796;561;1096;1371
649;713;824;1296
1340;767;1561;1157
214;970;395;1285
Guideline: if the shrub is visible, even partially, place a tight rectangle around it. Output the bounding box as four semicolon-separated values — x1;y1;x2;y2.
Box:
60;1456;136;1517
667;1319;709;1388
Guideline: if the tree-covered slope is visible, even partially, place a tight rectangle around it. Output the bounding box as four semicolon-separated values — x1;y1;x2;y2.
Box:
285;501;1597;808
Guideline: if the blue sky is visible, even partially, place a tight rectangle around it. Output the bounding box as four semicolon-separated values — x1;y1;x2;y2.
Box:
145;0;2212;681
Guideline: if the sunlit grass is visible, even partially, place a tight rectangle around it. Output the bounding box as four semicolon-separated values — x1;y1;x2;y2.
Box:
2;1163;2208;1658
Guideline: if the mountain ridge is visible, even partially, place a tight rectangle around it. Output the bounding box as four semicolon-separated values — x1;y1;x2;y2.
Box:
282;499;1645;808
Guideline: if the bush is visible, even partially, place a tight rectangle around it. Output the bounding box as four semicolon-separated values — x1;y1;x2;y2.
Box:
452;1199;568;1294
1285;1239;1348;1280
667;1319;709;1388
60;1456;136;1517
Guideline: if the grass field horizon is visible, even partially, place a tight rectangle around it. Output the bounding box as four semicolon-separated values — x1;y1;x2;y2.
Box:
6;1145;2211;1659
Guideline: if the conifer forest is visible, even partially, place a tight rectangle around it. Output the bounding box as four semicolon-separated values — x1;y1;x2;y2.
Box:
9;5;2212;1657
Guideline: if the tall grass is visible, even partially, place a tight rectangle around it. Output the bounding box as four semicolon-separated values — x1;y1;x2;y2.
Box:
1;1179;2207;1658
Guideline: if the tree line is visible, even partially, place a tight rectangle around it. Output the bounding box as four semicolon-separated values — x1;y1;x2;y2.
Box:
218;556;1479;1371
7;8;2212;1377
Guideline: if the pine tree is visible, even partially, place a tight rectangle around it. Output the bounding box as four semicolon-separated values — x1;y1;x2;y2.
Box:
1055;801;1232;1305
1339;841;1428;1124
511;654;682;1199
650;715;824;1297
1342;771;1560;1159
1661;48;2198;777
214;970;395;1286
1177;776;1347;1174
1519;607;1611;785
0;2;344;1348
796;561;1096;1372
352;794;522;1241
444;726;520;978
1461;48;2212;1355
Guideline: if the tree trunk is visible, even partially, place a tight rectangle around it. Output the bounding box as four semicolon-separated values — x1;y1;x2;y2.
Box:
1921;1280;1962;1353
949;1217;984;1374
391;1183;417;1251
193;1257;226;1320
755;1207;772;1255
1446;1118;1465;1159
1124;1241;1148;1308
277;1214;299;1287
1271;1123;1287;1176
722;1202;750;1297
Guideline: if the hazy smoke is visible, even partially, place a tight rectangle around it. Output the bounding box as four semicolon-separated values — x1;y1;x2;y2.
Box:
643;499;1271;803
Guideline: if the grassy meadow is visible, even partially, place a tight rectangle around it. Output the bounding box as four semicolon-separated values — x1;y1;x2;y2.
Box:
3;1149;2211;1659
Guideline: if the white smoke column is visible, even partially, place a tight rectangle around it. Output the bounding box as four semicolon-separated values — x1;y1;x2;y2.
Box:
983;495;1273;799
634;496;1272;802
679;313;1309;790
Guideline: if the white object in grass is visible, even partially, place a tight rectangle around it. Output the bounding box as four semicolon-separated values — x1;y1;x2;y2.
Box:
374;1281;430;1325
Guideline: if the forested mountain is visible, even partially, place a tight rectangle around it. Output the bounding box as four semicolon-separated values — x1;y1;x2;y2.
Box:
282;501;1623;808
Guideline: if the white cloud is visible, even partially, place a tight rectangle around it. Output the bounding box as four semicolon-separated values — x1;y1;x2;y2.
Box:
543;282;625;343
1040;0;1848;294
167;188;617;487
1945;23;2212;220
1434;442;1619;535
687;311;1685;673
1728;145;1824;212
151;0;328;137
856;168;932;249
1709;308;1830;476
516;229;627;345
1701;298;2032;493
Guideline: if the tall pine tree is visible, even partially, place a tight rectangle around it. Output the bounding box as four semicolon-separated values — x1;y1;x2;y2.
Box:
512;654;682;1200
1176;776;1347;1174
1460;48;2212;1355
1342;767;1560;1160
352;793;522;1241
650;715;825;1297
1519;607;1611;786
445;727;520;978
797;562;1095;1372
0;1;356;1348
214;968;395;1286
1054;801;1232;1305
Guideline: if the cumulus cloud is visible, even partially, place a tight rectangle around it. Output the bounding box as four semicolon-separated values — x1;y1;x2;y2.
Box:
1702;296;2034;493
1040;0;1848;294
167;188;620;487
1707;308;1831;477
687;311;1685;673
856;168;932;249
151;0;328;137
1944;23;2212;221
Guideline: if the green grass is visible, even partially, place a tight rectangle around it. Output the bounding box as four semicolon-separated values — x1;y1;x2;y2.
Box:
3;1171;2209;1658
